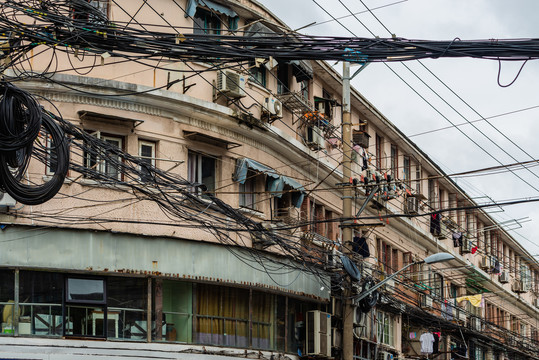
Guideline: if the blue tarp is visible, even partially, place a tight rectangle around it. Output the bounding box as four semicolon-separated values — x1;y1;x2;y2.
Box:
186;0;237;18
234;158;305;208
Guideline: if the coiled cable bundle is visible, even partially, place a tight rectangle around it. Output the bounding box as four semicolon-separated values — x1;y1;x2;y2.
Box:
0;82;69;205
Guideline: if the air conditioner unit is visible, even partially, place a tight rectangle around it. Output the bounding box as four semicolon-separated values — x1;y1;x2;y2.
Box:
263;97;283;118
405;196;418;214
331;327;342;349
461;237;472;254
420;294;433;309
306;310;331;357
378;350;394;360
480;256;490;270
534;298;539;308
0;192;16;208
512;280;527;293
499;271;509;284
331;297;342;318
216;70;246;98
306;126;326;150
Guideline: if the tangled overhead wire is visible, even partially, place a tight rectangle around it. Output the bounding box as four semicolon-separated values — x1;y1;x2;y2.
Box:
0;81;69;205
0;0;539;76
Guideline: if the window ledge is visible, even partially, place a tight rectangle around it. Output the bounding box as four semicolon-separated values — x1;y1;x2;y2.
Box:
238;206;266;219
247;81;271;96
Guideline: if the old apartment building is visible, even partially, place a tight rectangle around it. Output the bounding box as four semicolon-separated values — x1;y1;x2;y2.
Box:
0;0;537;359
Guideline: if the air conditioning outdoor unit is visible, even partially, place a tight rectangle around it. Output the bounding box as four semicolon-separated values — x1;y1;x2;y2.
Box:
0;192;16;208
480;256;490;270
306;310;331;358
331;297;342;318
306;126;326;150
499;271;509;284
216;70;246;98
461;237;472;254
534;298;539;308
512;280;527;293
263;97;283;118
331;327;342;349
378;350;394;360
405;196;418;214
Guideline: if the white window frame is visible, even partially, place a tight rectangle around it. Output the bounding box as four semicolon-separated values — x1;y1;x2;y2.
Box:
239;171;257;210
376;311;394;347
187;151;216;194
84;131;123;181
138;140;156;182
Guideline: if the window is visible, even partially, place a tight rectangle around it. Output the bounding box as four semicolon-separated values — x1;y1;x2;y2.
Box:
431;273;444;299
249;60;266;87
277;63;289;94
139;141;156;182
376;311;394;346
195;284;249;347
45;132;58;175
428;178;436;209
300;80;310;101
0;270;14;334
390;144;398;178
415;164;421;194
403;156;411;187
193;8;221;35
65;277;107;338
84;132;123;180
375;134;383;170
188;151;216;195
239;170;257;210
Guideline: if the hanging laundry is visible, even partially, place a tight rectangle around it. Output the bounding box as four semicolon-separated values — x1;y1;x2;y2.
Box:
456;294;482;307
430;212;441;236
409;332;417;339
452;232;462;247
492;259;501;274
433;332;440;354
353;236;370;258
471;245;478;254
419;332;435;354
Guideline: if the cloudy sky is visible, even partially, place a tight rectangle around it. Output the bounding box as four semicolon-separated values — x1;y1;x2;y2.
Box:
258;0;539;257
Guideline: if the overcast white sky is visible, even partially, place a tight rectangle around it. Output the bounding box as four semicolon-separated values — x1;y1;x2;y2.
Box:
258;0;539;258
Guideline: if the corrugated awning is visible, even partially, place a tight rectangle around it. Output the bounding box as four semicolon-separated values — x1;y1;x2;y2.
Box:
234;157;306;207
185;0;237;18
291;59;313;82
233;158;279;184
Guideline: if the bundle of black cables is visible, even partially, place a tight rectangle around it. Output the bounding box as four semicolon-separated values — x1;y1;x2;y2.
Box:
0;81;69;205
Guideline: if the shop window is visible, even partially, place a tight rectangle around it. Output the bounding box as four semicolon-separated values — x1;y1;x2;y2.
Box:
159;280;192;343
286;297;318;353
84;131;124;181
65;277;107;338
188;151;216;195
195;284;249;347
239;170;257;210
0;270;15;335
249;60;266;87
139;140;156;182
252;292;276;350
107;277;147;340
19;271;64;336
193;8;221;35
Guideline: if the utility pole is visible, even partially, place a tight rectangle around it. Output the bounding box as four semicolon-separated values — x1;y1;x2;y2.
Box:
341;61;354;360
341;61;369;360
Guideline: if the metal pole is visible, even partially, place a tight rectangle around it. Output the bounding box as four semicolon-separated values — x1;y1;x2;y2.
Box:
342;61;354;360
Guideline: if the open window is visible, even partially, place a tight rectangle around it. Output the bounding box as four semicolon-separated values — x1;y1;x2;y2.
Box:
188;151;216;195
138;140;156;182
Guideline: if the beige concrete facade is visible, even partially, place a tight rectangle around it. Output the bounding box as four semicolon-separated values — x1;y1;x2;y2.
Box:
0;0;537;359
